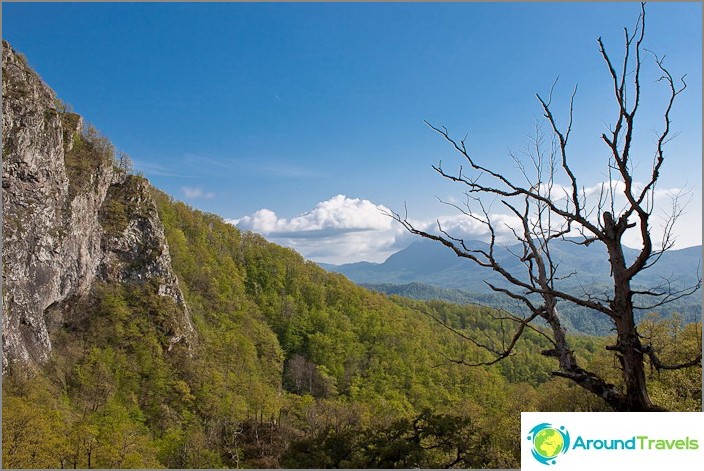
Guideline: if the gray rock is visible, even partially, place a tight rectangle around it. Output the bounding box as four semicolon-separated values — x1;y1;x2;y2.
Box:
2;40;193;372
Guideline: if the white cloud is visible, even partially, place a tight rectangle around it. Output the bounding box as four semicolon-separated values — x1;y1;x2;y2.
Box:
582;180;627;198
570;180;694;250
230;195;404;264
229;195;526;264
228;182;700;265
182;186;216;199
431;213;524;243
234;194;394;234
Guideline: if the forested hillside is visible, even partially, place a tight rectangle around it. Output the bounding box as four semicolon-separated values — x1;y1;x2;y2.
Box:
327;239;702;336
361;281;703;336
4;188;700;468
2;36;700;470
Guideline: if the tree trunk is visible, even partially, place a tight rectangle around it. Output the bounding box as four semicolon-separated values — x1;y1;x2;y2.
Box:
544;301;629;411
613;314;654;410
603;217;656;411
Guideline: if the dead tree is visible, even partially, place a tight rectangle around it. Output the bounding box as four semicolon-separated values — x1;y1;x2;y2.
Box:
390;3;701;412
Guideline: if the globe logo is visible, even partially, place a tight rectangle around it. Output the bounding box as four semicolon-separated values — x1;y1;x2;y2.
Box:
527;423;570;465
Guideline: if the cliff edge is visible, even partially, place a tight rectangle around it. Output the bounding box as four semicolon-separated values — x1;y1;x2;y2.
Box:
2;40;193;372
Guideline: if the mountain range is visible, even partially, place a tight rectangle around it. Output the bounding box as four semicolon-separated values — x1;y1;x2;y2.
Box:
322;238;702;335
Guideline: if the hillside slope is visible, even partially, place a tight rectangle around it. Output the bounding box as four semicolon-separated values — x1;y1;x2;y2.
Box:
0;40;562;468
3;40;700;469
326;238;702;334
329;238;702;292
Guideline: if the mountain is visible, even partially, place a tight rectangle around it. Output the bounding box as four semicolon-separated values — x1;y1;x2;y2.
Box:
360;282;482;305
328;238;701;292
325;238;702;334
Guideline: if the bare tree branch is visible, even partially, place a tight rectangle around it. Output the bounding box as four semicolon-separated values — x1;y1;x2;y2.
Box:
642;345;702;371
388;2;697;412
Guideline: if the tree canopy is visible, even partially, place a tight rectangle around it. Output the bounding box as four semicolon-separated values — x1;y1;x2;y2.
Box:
4;183;700;468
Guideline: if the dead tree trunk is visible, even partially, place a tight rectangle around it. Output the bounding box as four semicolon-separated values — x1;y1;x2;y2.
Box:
389;3;700;412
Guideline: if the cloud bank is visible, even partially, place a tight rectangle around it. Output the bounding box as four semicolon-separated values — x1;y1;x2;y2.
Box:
228;194;524;264
230;195;409;264
228;183;698;265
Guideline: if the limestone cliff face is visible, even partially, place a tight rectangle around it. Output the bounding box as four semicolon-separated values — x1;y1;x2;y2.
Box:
2;40;193;372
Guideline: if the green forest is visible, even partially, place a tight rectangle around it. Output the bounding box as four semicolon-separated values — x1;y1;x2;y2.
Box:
3;181;701;468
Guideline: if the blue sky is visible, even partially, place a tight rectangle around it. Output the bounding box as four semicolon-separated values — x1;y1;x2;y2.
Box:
3;2;701;263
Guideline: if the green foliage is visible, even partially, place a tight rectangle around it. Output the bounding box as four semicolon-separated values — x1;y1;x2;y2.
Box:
1;375;67;468
365;282;702;336
283;409;499;469
2;371;161;469
98;175;149;236
61;117;138;203
64;123;115;198
640;313;702;411
99;194;130;235
3;186;699;469
60;111;81;150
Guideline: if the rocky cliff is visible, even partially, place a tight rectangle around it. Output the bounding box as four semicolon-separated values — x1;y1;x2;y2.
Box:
2;40;192;372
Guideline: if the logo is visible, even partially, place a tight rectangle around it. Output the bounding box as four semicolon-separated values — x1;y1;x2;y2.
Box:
527;423;571;465
522;412;703;470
